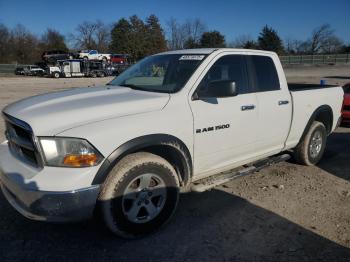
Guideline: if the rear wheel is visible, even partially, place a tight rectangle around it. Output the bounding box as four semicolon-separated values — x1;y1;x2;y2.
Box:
293;121;327;165
98;152;179;238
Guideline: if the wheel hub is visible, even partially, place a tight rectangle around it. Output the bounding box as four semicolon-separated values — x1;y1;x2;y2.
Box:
122;173;167;224
309;130;323;158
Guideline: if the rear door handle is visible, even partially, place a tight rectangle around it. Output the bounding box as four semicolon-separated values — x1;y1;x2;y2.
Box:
241;105;255;111
278;100;289;105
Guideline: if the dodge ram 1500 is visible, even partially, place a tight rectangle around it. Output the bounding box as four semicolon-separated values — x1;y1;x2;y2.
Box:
0;48;343;238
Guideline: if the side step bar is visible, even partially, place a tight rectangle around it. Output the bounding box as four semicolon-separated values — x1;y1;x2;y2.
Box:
190;153;291;193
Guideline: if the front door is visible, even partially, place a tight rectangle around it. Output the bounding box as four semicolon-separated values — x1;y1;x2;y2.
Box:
190;54;258;177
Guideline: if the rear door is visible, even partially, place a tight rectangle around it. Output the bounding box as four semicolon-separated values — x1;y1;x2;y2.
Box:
247;55;292;155
190;54;258;176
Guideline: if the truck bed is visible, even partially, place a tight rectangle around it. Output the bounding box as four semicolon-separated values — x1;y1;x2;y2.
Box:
285;84;343;150
288;83;337;91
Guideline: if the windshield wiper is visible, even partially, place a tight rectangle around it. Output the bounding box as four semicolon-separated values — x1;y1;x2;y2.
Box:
120;84;156;92
120;84;141;89
119;84;169;93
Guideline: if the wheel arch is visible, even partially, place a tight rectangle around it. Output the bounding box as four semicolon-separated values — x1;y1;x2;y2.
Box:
92;134;193;187
300;105;333;141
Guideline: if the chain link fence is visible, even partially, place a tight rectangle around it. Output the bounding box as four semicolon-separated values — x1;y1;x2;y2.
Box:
0;63;34;74
280;54;350;65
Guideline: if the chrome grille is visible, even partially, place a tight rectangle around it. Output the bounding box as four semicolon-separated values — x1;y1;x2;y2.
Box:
4;113;42;168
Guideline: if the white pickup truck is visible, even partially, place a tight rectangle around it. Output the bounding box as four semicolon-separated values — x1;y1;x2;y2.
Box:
78;50;111;62
0;48;343;238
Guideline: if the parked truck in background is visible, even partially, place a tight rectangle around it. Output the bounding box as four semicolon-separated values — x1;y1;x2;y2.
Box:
48;59;107;78
0;48;343;238
78;50;111;62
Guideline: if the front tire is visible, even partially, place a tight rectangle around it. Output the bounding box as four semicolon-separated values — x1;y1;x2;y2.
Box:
98;152;180;238
53;72;60;78
293;121;327;165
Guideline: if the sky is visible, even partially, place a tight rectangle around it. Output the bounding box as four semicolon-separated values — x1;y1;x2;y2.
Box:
0;0;349;44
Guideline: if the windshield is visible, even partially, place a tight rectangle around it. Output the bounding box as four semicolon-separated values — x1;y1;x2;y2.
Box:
109;54;206;93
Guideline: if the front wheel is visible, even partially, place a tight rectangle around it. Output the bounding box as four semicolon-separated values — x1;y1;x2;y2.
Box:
293;121;327;165
98;152;180;238
52;72;60;78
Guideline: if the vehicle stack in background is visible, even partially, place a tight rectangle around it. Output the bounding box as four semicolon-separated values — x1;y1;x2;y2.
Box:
13;49;131;78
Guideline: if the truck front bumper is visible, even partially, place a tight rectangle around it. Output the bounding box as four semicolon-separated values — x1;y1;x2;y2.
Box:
0;142;101;222
0;176;100;222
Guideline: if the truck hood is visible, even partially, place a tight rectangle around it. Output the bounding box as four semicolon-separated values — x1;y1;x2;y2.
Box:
3;86;170;136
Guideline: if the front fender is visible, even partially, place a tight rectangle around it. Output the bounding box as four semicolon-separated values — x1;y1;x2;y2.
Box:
91;134;193;185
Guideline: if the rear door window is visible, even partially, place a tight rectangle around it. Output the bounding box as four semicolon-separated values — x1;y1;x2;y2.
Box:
249;55;280;92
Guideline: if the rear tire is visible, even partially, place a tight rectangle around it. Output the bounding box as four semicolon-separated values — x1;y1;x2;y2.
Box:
98;152;180;238
293;121;327;165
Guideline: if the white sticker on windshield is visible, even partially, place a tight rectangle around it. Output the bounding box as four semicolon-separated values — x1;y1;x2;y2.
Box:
179;55;205;61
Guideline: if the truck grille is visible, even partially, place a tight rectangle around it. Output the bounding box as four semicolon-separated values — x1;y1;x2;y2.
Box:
343;105;350;112
3;114;42;168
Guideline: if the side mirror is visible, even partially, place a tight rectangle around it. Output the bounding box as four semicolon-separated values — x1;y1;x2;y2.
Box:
198;80;238;99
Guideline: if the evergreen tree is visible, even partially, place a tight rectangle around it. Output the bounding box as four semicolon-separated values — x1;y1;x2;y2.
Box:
129;15;148;61
184;37;200;49
243;40;259;49
199;31;226;48
110;18;133;57
145;15;167;55
258;25;284;54
111;15;167;61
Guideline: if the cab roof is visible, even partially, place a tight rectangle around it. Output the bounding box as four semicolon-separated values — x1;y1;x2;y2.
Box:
159;48;276;56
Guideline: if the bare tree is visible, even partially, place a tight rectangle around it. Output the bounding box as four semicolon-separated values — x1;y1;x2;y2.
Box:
307;24;341;54
166;18;206;50
183;18;206;44
40;28;68;51
166;18;185;50
94;21;111;52
72;20;110;51
284;38;306;54
9;24;40;63
321;35;343;54
0;23;11;63
73;21;98;50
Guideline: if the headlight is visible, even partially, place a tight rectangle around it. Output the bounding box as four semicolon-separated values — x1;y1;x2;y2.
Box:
39;137;103;168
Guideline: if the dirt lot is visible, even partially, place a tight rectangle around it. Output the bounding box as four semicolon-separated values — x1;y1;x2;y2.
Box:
0;66;350;262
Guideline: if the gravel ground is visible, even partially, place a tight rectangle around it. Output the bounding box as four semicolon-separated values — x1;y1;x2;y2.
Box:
0;66;350;262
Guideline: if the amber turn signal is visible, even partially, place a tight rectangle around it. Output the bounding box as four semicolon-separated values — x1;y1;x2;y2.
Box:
63;154;99;167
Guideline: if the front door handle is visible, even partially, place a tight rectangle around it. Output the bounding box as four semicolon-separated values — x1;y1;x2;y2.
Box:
241;105;256;111
278;100;289;105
